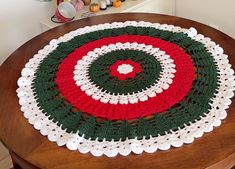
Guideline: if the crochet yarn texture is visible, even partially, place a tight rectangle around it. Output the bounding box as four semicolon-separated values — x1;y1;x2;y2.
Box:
17;21;235;157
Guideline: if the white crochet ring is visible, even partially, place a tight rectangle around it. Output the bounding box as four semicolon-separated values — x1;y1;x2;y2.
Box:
16;21;235;157
73;42;176;104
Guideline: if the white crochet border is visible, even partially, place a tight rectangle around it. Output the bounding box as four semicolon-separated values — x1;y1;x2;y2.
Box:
73;42;176;104
16;21;235;157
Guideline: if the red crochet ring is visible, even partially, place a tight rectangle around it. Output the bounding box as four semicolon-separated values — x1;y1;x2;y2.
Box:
55;35;195;120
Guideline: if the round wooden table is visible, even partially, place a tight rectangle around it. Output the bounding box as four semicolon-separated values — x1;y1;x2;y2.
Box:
0;13;235;169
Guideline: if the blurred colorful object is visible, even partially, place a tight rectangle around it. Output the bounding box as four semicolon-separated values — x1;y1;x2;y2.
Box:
113;0;122;7
71;0;84;11
52;2;76;23
89;3;100;12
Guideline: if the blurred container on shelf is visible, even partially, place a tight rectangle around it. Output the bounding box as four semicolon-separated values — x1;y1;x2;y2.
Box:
100;0;107;10
71;0;84;11
52;2;76;22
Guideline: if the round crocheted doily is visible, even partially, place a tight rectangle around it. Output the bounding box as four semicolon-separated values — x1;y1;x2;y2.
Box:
17;21;235;157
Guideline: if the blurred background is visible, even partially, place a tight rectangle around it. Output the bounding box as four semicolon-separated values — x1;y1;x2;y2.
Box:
0;0;234;65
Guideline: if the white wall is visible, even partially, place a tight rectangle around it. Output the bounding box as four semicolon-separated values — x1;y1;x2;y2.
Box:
175;0;235;38
0;0;54;65
124;0;175;15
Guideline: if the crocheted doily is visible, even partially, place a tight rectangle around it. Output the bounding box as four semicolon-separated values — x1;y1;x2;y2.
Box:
17;21;235;157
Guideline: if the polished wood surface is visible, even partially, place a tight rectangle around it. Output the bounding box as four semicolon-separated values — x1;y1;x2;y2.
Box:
0;13;235;169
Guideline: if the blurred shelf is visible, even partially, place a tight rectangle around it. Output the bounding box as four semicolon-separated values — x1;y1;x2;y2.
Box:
40;0;175;32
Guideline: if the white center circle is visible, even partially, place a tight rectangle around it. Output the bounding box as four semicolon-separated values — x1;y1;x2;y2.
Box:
117;64;134;74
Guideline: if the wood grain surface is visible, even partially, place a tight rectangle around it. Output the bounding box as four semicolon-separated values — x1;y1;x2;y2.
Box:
0;13;235;169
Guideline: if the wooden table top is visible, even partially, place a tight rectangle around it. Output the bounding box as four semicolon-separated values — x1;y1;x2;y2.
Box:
0;13;235;169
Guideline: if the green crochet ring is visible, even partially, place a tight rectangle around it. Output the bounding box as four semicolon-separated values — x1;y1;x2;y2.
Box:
89;49;162;94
